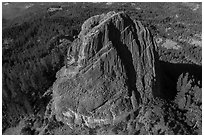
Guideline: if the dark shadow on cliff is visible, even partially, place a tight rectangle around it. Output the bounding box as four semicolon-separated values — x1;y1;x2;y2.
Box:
158;60;202;100
108;22;141;104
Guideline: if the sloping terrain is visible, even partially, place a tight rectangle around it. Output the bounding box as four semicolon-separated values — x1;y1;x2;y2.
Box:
2;2;202;135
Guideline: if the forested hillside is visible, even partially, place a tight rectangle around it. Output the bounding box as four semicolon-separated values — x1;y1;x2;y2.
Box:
2;2;202;135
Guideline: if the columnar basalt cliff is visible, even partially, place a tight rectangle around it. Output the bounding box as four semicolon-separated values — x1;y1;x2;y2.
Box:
52;11;160;128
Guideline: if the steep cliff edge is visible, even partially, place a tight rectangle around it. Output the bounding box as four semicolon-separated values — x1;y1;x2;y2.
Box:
52;11;160;128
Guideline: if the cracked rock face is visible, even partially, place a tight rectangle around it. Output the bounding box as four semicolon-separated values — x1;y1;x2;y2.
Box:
52;11;160;128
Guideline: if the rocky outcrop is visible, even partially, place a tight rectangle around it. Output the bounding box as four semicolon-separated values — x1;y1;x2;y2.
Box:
52;11;160;128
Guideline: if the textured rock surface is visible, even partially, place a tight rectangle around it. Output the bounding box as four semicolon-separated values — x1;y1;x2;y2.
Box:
52;11;160;128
